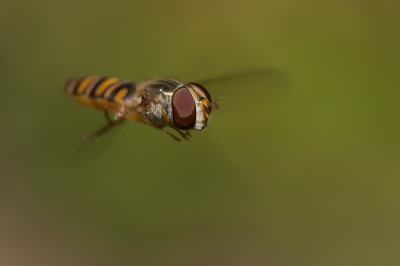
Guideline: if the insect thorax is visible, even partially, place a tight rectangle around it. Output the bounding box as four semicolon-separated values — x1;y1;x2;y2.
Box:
133;78;181;127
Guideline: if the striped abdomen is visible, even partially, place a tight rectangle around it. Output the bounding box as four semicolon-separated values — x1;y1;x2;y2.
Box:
64;76;136;110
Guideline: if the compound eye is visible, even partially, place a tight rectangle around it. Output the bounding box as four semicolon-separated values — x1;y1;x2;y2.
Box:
171;87;196;129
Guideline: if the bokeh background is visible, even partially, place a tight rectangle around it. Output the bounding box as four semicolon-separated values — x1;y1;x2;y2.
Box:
1;0;399;265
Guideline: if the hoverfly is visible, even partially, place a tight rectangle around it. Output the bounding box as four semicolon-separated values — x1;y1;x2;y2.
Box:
64;76;220;142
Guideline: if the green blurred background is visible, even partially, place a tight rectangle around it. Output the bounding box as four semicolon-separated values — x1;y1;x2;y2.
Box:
1;0;399;265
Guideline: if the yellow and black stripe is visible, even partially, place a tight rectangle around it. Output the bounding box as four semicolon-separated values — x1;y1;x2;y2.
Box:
64;76;136;110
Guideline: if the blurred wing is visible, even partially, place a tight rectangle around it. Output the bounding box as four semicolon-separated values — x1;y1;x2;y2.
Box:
198;68;292;103
198;68;289;87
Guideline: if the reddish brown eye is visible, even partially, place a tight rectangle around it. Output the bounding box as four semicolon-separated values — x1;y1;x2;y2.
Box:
172;87;196;129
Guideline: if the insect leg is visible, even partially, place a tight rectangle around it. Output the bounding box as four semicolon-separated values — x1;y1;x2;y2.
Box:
161;108;191;140
114;104;182;142
160;128;182;142
84;110;126;141
135;115;182;142
137;119;182;142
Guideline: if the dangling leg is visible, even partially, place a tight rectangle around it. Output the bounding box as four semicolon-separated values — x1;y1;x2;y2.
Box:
116;105;183;142
84;110;126;141
160;128;182;142
136;116;182;142
160;108;191;141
